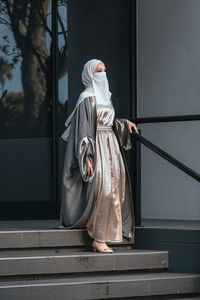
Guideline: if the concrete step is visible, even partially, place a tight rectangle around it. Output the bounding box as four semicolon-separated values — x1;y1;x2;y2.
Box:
0;272;199;300
0;244;133;255
111;296;200;299
0;229;133;250
127;296;200;300
0;249;168;277
117;295;200;299
170;296;200;300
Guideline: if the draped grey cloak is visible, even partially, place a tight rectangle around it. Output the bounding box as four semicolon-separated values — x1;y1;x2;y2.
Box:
56;96;135;242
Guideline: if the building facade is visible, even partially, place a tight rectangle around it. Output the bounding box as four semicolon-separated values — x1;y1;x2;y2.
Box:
0;0;199;274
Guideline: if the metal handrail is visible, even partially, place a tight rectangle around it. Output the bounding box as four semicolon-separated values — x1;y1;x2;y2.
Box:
131;131;200;182
133;114;200;124
0;90;7;102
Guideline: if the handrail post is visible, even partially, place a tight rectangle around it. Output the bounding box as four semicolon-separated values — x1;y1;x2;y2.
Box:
136;128;142;226
52;0;59;216
132;129;142;227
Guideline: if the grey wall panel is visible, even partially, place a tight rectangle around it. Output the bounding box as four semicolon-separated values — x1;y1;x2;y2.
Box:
137;0;200;223
135;228;200;274
137;0;200;117
139;121;200;174
139;121;200;221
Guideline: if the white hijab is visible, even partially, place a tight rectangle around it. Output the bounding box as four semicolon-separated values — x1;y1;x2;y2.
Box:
61;58;112;141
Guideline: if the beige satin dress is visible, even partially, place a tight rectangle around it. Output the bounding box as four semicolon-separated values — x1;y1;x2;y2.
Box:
85;103;126;243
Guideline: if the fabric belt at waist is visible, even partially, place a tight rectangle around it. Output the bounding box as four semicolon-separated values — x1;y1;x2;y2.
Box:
97;125;113;130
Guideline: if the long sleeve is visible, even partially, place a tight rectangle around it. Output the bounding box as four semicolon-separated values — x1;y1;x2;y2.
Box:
59;97;97;228
78;136;95;182
71;97;96;182
113;118;132;150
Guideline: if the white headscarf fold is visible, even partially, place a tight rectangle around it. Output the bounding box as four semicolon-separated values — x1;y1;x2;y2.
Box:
61;58;112;141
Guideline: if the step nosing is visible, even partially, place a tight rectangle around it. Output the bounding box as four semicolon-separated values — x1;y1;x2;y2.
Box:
0;229;85;233
0;251;168;259
0;273;199;287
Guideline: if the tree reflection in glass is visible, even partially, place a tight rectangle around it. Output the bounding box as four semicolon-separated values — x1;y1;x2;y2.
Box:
0;0;68;138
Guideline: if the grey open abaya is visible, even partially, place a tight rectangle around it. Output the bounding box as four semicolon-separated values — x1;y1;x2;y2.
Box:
56;96;135;243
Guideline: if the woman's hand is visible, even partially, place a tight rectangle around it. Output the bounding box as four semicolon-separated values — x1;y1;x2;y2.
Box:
87;157;93;177
129;121;139;134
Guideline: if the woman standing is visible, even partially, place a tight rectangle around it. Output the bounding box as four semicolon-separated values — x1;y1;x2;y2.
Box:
56;59;139;253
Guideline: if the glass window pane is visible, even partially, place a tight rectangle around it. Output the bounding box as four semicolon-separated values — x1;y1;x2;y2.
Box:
0;1;52;207
0;0;52;138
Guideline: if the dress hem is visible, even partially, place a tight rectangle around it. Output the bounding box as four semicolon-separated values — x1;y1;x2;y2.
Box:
86;229;124;243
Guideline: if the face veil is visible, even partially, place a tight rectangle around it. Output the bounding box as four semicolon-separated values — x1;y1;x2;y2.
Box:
61;58;112;141
82;59;112;105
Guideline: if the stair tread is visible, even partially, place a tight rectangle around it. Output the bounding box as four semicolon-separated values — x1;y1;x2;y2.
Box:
0;249;168;258
170;298;200;300
0;229;134;248
0;229;85;233
1;272;199;300
0;272;200;287
0;249;169;276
